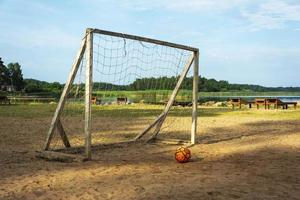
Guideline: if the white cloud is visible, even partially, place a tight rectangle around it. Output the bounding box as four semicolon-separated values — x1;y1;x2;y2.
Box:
118;0;300;31
119;0;250;12
162;0;243;11
241;0;300;31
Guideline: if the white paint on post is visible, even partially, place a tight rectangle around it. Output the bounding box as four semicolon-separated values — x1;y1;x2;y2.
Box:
85;29;93;160
191;50;199;144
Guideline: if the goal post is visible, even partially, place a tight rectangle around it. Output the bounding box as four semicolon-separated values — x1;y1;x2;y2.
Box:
192;50;199;144
43;28;199;160
84;28;93;160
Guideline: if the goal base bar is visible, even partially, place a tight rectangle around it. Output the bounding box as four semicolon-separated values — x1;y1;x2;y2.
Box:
36;151;86;163
43;140;142;155
148;138;192;146
37;139;194;162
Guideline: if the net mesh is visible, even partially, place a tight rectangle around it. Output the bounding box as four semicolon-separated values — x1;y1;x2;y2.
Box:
50;32;195;149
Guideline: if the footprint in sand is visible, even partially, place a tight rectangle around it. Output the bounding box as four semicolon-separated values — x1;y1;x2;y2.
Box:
134;185;146;194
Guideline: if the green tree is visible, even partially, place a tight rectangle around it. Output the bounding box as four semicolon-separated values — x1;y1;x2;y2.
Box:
7;63;24;91
24;82;43;93
0;57;9;86
49;81;63;90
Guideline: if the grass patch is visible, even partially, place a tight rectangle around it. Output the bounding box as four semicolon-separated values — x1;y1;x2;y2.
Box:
0;104;57;118
1;103;300;120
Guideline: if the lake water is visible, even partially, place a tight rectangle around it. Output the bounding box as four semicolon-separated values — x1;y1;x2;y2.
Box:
200;96;300;103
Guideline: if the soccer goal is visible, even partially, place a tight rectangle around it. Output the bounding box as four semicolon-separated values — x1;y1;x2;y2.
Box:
42;28;199;161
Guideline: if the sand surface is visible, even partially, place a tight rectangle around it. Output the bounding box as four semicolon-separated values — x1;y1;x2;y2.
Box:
0;106;300;200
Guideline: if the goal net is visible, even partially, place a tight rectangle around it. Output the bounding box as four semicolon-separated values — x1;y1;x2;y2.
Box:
43;28;199;160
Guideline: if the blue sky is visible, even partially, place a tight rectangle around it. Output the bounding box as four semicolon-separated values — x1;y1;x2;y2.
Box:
0;0;300;87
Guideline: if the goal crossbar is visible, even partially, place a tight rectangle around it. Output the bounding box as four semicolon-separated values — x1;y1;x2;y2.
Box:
92;28;198;52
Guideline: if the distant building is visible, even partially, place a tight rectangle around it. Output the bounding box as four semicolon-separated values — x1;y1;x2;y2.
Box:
0;84;15;92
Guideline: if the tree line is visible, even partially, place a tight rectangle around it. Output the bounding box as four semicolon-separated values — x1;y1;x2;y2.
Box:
108;77;300;92
1;57;300;94
24;76;300;94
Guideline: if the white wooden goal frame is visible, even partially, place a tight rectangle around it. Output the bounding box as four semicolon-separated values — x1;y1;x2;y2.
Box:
43;28;199;160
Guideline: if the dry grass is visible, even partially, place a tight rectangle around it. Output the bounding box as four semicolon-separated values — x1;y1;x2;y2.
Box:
0;104;299;200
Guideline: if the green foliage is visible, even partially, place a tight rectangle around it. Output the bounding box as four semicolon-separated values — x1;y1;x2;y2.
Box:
93;82;127;90
24;80;44;93
0;57;9;86
93;76;300;92
0;58;25;91
23;76;300;99
24;78;63;95
7;62;24;91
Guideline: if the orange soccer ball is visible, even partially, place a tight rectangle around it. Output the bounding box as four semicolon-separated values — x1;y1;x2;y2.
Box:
175;146;191;163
